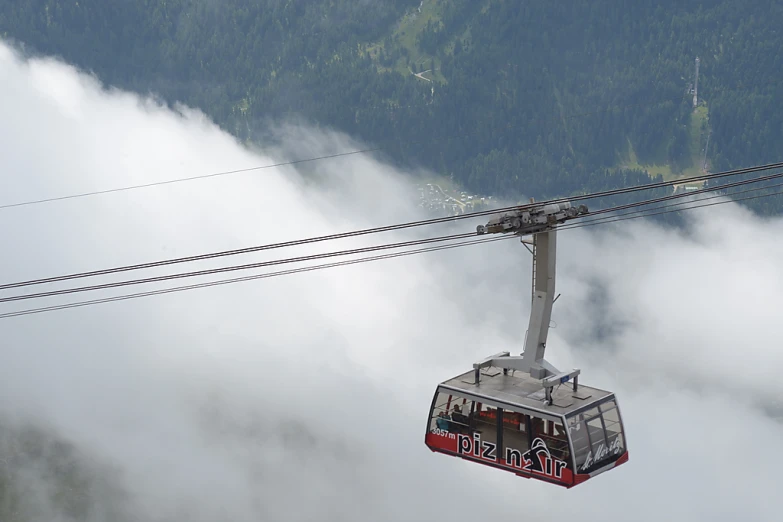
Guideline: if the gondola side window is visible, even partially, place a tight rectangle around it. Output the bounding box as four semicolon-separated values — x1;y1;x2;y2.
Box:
429;392;474;435
471;403;500;450
501;410;530;457
534;418;570;467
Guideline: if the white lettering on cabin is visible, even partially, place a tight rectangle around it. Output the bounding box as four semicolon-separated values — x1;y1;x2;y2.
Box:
446;433;568;481
580;435;622;471
457;433;497;462
431;427;456;439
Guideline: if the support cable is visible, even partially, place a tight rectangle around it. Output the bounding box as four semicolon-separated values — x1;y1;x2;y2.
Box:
3;161;783;292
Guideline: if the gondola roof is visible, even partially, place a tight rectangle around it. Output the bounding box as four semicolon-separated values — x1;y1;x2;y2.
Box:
438;368;615;417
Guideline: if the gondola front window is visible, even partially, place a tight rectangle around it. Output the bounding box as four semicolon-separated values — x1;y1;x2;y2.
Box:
567;397;626;474
599;400;626;457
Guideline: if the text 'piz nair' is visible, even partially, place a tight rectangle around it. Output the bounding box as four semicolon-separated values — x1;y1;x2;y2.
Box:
456;433;567;480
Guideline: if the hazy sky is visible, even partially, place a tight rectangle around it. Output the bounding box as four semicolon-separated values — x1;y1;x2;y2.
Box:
1;39;781;522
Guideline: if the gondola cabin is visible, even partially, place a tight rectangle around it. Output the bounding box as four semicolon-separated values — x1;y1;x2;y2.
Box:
425;203;629;488
424;365;628;488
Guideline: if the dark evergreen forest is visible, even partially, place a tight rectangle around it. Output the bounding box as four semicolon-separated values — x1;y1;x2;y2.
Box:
2;0;782;214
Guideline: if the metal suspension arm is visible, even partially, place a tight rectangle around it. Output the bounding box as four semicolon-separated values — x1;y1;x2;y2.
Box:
472;200;588;388
522;230;556;377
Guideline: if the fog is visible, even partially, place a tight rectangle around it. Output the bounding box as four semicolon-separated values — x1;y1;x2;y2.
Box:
1;40;781;522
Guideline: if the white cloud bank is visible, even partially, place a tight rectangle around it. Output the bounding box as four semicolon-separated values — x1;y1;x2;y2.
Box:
0;40;781;522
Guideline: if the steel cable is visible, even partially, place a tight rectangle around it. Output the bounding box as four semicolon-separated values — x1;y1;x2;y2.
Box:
3;160;783;292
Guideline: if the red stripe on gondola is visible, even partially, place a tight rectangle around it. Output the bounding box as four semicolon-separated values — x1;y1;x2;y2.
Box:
425;431;575;488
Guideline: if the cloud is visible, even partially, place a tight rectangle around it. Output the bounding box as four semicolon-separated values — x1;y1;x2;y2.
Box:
0;39;781;522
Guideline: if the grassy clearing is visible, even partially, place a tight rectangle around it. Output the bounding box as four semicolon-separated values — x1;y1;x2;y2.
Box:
623;139;677;180
689;104;709;170
391;0;446;80
363;0;447;83
620;104;709;188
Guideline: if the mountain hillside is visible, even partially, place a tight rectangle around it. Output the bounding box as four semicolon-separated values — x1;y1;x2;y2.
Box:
2;0;782;211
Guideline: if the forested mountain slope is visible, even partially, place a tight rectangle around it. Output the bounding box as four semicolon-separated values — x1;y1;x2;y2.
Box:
2;0;782;211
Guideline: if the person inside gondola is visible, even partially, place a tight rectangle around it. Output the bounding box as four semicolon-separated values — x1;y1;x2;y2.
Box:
436;411;451;431
451;404;470;433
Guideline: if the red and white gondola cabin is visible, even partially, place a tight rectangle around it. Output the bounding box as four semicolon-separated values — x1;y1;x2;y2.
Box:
424;366;629;488
424;202;629;488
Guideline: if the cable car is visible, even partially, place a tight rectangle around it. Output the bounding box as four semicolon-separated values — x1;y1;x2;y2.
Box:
425;201;629;488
